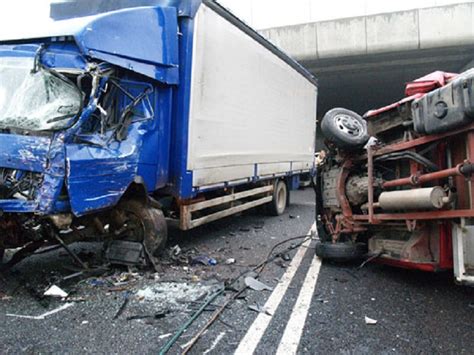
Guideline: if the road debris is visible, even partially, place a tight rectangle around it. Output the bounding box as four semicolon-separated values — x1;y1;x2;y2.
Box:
105;240;147;266
136;282;222;311
248;303;272;316
44;285;68;298
158;286;225;355
245;276;273;291
191;255;217;266
171;245;182;256
6;303;74;320
127;311;168;321
203;332;226;354
87;278;107;287
365;316;378;325
0;292;12;301
113;291;131;319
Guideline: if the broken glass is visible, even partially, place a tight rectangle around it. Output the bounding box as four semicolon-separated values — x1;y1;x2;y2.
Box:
0;57;82;131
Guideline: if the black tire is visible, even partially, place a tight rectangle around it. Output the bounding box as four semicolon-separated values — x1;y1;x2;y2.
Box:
321;108;369;148
315;241;365;261
267;180;288;216
111;199;168;260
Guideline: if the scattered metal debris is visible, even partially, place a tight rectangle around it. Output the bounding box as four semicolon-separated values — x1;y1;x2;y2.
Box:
126;310;168;321
248;303;272;316
245;276;273;291
113;291;131;319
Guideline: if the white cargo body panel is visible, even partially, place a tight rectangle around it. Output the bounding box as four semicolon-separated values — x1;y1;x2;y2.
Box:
188;4;317;187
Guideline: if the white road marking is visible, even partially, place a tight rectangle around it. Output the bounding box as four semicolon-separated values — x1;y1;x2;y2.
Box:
203;331;226;354
6;302;74;320
235;223;316;355
275;253;322;355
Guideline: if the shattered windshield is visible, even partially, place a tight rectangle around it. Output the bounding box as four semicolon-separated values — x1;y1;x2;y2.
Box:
0;57;82;131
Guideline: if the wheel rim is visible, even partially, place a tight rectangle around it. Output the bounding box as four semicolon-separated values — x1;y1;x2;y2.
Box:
335;114;364;138
277;184;286;212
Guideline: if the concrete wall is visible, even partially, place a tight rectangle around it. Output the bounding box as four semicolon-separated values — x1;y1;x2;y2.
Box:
218;0;472;30
259;2;474;60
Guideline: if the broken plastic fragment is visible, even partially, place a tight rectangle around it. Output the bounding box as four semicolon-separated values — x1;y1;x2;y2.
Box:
365;316;378;325
191;255;217;266
44;285;68;298
248;304;272;316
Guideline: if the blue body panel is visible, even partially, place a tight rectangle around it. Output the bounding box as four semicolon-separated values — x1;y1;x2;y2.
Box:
74;6;179;84
168;15;196;199
0;134;50;172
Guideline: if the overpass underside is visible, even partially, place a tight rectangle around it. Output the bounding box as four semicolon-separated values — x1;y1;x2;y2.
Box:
259;2;474;120
303;44;474;117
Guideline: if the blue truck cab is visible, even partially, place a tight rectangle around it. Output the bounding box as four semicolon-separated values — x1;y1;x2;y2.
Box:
0;0;317;267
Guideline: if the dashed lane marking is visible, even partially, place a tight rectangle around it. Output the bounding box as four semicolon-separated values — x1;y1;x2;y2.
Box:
234;222;316;355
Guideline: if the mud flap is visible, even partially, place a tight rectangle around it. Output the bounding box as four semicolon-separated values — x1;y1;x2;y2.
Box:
453;220;474;285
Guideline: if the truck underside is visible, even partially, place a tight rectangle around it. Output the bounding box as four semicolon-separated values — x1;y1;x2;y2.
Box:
316;70;474;284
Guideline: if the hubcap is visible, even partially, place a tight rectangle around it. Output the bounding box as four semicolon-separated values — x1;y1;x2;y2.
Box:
335;114;364;138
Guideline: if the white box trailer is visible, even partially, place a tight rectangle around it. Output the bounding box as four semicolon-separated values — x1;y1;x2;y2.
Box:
172;0;317;229
175;1;318;229
187;3;317;189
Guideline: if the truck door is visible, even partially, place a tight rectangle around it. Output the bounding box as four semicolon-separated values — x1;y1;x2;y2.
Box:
453;219;474;285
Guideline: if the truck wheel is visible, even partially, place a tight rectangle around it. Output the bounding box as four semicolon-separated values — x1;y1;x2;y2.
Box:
112;200;168;260
315;241;366;261
321;108;369;148
268;180;288;216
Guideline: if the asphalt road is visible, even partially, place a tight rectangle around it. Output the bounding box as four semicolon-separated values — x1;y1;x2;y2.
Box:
0;189;472;354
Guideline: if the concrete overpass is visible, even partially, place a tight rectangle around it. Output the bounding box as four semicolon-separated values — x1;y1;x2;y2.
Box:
259;2;474;119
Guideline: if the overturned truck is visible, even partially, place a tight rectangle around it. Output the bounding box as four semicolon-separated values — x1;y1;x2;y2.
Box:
316;70;474;285
0;1;317;268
